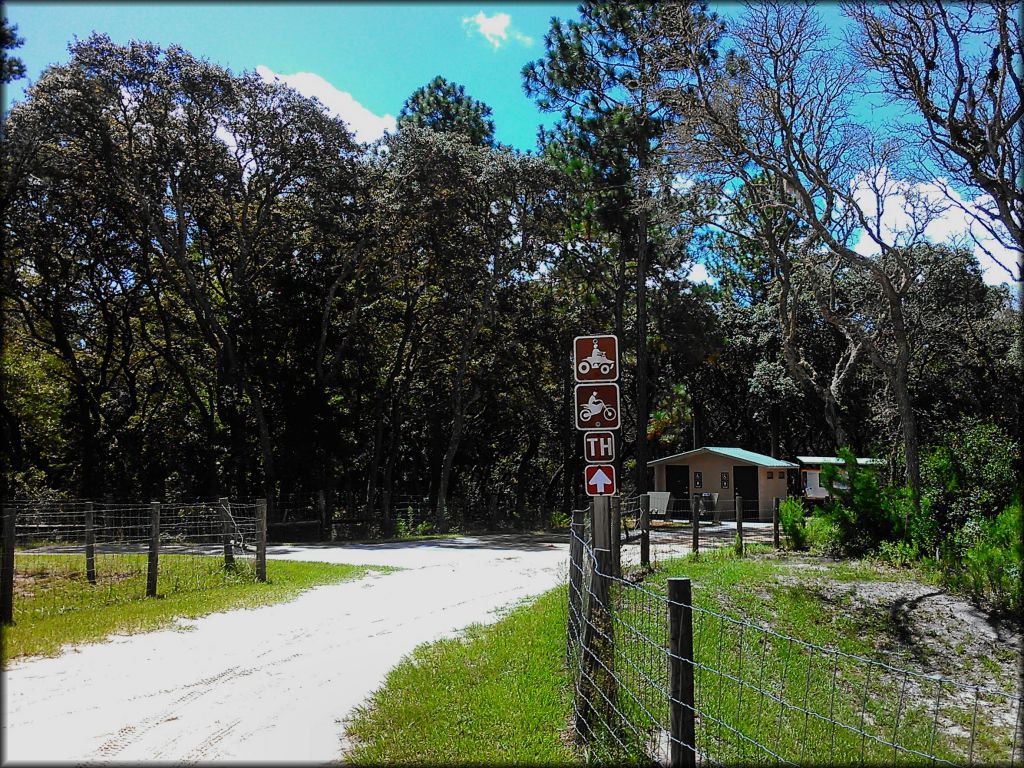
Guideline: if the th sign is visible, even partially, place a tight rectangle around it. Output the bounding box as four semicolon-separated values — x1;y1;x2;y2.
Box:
575;383;620;430
584;431;615;463
574;335;618;382
584;465;616;497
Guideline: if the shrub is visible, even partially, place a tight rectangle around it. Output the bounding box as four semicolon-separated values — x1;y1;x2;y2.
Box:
920;419;1018;547
873;539;920;568
820;449;903;555
778;497;807;550
804;516;840;555
957;501;1022;614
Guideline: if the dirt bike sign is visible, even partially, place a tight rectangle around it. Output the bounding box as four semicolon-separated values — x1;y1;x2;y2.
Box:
574;383;620;430
573;335;618;382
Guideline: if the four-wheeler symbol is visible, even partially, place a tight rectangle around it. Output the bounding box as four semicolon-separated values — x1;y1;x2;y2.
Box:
579;390;617;423
576;339;616;377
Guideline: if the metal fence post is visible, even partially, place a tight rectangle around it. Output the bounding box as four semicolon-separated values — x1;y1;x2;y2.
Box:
692;497;701;559
669;577;697;768
1;503;15;624
640;493;650;567
147;501;160;597
256;498;268;582
773;497;781;549
735;494;744;556
85;501;96;584
219;497;235;569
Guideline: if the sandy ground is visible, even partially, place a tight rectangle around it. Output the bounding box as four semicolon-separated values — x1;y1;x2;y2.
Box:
3;533;580;764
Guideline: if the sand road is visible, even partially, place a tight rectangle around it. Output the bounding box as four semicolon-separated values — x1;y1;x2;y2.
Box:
2;533;571;764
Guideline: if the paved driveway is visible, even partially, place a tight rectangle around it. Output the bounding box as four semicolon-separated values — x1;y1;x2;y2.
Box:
3;533;569;763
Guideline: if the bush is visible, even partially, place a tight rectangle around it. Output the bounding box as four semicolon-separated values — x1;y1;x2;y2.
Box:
873;539;921;568
804;516;840;555
820;449;904;555
956;501;1022;614
778;497;807;550
920;419;1018;549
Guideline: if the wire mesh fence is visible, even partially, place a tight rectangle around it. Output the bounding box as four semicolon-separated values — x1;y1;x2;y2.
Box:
1;499;265;625
568;509;1023;766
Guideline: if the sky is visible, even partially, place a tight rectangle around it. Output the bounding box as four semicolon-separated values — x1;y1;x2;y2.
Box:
4;2;1017;286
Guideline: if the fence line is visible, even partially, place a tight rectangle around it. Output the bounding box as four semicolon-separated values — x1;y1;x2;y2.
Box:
568;506;1023;766
1;499;267;626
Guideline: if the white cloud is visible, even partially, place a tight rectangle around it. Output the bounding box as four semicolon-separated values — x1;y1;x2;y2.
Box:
851;168;1020;286
462;11;532;49
255;65;396;144
688;262;713;284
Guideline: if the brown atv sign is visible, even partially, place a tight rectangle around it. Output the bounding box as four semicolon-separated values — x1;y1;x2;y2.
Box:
574;335;618;382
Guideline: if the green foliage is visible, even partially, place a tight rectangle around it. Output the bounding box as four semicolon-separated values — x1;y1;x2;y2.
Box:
804;515;840;554
820;449;905;555
394;506;436;538
954;501;1022;614
919;419;1018;550
1;15;26;83
397;75;496;146
778;497;807;549
873;539;922;568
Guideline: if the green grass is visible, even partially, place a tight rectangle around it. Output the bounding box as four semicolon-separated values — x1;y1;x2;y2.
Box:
341;546;1016;766
344;586;575;765
586;548;1017;765
3;553;391;664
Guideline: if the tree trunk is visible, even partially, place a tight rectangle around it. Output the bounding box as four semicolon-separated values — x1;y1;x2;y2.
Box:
435;313;485;524
635;206;650;494
513;432;540;526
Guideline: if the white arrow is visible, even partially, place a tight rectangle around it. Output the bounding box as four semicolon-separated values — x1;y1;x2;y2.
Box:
589;468;611;493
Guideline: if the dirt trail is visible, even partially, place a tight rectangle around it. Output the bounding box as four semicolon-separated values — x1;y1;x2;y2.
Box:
3;533;569;764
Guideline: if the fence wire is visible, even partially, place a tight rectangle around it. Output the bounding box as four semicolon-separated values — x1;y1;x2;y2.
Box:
567;519;1023;766
4;500;260;623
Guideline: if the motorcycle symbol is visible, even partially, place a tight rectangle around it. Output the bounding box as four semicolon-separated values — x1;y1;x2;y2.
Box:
577;339;615;376
579;390;617;423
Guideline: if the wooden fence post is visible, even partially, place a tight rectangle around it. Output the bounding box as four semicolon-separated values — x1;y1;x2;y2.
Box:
773;497;781;549
578;499;616;738
219;497;235;569
734;494;744;556
317;490;331;542
147;501;160;597
610;496;621;578
567;508;585;662
692;497;701;559
256;498;268;582
1;502;15;624
640;493;650;567
669;577;697;768
85;501;96;584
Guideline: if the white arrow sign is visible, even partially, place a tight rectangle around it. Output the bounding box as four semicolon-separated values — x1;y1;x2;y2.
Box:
584;464;617;497
590;468;611;492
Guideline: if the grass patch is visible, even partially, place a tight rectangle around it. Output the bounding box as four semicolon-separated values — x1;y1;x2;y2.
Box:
585;548;1017;765
3;553;390;664
344;586;575;765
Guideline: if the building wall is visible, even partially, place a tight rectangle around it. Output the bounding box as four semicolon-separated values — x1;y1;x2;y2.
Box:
653;454;794;520
757;469;790;520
